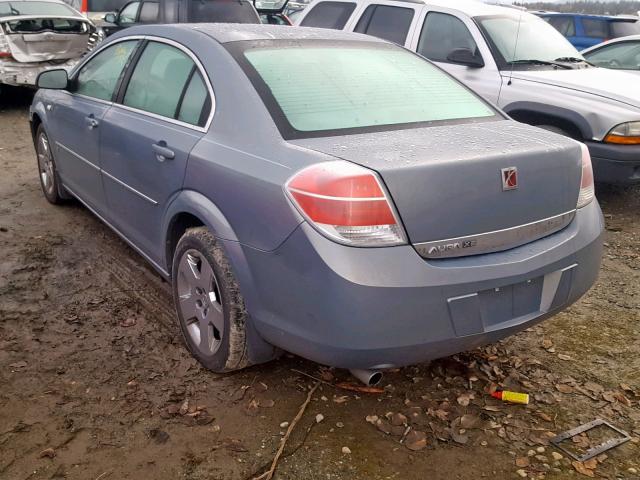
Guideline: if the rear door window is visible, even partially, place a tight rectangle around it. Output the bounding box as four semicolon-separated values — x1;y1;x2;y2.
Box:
548;16;575;37
139;1;158;22
582;18;609;38
75;40;138;101
123;42;194;118
417;11;478;62
187;0;260;23
299;1;355;29
611;20;640;37
177;71;210;125
354;5;414;45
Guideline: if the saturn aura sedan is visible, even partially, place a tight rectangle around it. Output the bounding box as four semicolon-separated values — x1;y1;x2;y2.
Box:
30;24;604;375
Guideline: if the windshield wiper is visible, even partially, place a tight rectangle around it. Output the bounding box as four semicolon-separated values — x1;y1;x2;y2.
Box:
509;59;572;69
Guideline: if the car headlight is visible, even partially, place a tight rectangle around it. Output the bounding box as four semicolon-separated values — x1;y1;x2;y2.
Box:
604;122;640;145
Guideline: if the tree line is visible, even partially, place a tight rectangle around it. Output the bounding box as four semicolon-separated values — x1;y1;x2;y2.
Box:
515;1;640;15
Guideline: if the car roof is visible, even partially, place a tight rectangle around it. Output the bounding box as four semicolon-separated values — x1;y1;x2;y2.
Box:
582;34;640;53
538;12;639;22
142;23;389;44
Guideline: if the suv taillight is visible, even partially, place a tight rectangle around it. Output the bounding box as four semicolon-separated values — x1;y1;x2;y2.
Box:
577;143;595;208
0;30;12;59
286;161;407;246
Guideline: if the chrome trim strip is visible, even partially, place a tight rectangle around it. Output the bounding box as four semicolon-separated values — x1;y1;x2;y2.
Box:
414;210;576;259
288;187;387;202
56;141;100;170
102;169;158;205
61;183;169;278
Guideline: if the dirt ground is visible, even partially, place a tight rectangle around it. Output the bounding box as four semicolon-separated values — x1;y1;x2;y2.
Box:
1;87;639;480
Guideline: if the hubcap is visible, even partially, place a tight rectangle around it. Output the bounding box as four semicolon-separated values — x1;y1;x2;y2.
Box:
176;250;224;355
37;133;55;196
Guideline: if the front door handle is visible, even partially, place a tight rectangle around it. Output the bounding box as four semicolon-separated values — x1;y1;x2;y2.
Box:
85;115;99;130
152;142;175;162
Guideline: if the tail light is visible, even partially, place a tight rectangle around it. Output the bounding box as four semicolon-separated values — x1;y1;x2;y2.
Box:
286;161;407;246
0;30;12;59
577;143;594;208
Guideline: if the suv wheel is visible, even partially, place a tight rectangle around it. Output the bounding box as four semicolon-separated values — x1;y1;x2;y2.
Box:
35;125;64;204
172;227;250;372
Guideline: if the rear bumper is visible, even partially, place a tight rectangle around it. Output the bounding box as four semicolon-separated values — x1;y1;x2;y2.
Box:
240;200;604;369
0;59;79;87
585;140;640;185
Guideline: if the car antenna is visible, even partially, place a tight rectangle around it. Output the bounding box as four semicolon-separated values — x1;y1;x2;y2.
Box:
508;8;524;86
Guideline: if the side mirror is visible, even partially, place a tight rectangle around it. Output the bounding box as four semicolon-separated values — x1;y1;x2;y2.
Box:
37;69;69;90
104;12;117;23
446;48;485;68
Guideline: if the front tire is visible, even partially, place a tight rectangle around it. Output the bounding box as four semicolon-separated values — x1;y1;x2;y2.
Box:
35;125;64;204
172;227;250;372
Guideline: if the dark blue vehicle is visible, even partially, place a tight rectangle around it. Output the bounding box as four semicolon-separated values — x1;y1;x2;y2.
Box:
537;12;640;50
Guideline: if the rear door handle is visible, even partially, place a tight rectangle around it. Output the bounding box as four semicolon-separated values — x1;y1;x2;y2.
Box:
85;115;99;129
152;142;175;162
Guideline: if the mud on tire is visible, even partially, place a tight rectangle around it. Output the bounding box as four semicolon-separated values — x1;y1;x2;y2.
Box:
172;226;250;373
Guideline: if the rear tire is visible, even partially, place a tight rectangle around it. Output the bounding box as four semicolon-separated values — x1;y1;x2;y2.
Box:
35;125;65;204
172;227;250;373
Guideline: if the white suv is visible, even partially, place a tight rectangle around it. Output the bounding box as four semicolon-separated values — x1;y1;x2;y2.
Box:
295;0;640;185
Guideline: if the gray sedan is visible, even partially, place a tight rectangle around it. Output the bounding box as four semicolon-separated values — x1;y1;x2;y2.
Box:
30;24;604;376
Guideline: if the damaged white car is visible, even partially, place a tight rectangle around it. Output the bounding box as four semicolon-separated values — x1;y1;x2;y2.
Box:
0;0;102;89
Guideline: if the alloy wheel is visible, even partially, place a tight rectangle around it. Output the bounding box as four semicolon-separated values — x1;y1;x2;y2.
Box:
176;249;224;355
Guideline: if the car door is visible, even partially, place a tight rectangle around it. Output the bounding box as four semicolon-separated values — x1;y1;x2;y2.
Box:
411;8;502;104
100;39;212;264
49;39;139;211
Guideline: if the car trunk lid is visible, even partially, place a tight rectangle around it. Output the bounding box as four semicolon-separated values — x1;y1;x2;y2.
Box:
0;15;91;62
290;120;582;258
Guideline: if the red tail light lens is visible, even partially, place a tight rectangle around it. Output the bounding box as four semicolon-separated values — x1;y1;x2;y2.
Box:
577;143;594;208
286;161;407;246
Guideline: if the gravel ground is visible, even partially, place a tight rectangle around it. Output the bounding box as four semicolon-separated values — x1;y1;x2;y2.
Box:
1;88;639;480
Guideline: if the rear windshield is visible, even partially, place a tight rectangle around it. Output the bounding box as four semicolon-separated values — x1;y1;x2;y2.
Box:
188;0;259;23
0;1;77;16
612;20;640;37
231;40;497;139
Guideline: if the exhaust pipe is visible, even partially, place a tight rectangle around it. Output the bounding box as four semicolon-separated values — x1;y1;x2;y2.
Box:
349;369;383;387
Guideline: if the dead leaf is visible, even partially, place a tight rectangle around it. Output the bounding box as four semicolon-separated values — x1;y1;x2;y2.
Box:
460;414;480;429
39;448;55;458
179;399;189;415
583;458;598;470
556;384;574;394
602;391;616;403
541;339;554;350
557;354;572;361
483;405;502;412
333;395;349;404
245;398;259;416
572;461;595;477
457;392;474;407
119;317;136;328
449;429;469;445
515;457;530;468
404;430;427;451
390;413;407;426
375;419;392;435
537;412;553;422
365;415;379;424
613;392;631;407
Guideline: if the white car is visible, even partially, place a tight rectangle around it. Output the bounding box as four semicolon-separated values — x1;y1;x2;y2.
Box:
296;0;640;185
0;0;101;90
582;35;640;75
